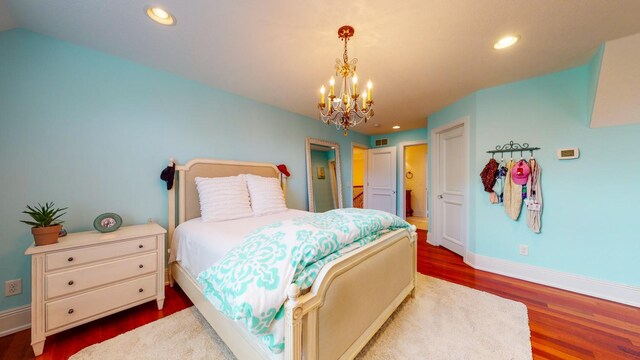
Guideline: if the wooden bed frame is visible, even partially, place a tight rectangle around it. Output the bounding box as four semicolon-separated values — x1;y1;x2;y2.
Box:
167;158;417;360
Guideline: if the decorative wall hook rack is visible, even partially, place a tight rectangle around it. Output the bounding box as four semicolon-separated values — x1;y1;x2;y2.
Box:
486;140;540;157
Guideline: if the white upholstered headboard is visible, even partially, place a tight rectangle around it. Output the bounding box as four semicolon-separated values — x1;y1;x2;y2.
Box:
166;158;285;246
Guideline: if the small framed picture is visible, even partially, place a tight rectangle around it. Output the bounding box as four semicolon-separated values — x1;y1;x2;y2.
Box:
317;166;326;179
93;213;123;233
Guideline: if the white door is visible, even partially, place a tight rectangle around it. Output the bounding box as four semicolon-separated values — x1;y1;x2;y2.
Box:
366;147;397;214
433;122;466;256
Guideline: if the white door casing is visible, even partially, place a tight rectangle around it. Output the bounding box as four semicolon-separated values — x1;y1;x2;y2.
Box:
366;147;397;214
329;160;338;208
430;118;468;256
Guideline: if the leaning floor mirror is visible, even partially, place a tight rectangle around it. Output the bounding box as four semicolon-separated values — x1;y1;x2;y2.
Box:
305;138;343;212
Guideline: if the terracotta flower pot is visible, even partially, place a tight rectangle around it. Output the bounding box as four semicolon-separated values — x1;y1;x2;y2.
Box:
31;224;62;246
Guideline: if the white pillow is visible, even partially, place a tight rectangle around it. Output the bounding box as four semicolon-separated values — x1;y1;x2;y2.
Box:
195;175;253;222
244;174;287;216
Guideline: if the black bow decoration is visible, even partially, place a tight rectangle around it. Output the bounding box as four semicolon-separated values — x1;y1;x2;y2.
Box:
160;163;175;190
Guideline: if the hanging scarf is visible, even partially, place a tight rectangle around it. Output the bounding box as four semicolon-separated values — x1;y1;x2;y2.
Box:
503;159;522;221
492;162;507;204
480;158;499;192
526;160;542;233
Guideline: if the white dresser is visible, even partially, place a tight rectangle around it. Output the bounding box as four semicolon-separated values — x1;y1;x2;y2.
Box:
24;223;166;356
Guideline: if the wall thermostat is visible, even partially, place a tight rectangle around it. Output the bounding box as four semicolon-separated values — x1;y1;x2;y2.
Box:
557;148;579;160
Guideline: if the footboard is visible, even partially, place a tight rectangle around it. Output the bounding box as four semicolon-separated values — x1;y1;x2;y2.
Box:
285;227;417;360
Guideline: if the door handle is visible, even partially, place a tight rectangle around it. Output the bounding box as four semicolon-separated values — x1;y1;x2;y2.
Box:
438;194;443;199
392;190;396;194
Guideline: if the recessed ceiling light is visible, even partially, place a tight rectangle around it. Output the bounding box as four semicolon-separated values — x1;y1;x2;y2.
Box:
392;125;401;130
494;35;520;49
373;123;381;128
146;6;176;26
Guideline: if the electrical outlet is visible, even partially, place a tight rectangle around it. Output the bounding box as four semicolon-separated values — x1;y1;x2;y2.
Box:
519;244;529;256
5;279;22;296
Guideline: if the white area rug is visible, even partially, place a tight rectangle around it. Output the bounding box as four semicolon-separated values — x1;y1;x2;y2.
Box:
70;275;532;360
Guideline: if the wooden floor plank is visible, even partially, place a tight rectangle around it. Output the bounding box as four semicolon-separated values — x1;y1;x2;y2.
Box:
1;229;639;359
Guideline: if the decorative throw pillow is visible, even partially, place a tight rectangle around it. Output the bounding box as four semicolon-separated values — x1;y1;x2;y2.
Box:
195;175;253;222
244;174;287;216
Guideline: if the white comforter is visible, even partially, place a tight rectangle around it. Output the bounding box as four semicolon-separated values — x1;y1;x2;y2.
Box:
169;209;310;277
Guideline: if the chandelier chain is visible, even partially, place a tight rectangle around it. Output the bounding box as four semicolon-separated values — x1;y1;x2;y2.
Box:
343;36;349;64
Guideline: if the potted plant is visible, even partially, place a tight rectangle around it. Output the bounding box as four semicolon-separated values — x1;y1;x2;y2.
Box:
21;202;68;246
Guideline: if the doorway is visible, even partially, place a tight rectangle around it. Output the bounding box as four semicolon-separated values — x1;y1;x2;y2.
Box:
402;143;428;231
430;118;468;256
351;144;368;208
366;146;397;214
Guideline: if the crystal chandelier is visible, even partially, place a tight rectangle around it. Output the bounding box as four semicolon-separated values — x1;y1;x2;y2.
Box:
318;25;374;136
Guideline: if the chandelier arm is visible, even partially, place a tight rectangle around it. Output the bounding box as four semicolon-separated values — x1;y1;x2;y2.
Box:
349;110;366;127
352;110;366;120
321;110;342;123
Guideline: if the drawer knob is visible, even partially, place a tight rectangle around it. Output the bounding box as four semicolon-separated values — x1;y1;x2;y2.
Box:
68;257;74;262
139;264;144;269
138;245;144;249
139;288;144;293
68;309;74;314
68;280;74;286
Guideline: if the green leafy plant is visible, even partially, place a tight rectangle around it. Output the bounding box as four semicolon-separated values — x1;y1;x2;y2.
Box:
20;202;68;228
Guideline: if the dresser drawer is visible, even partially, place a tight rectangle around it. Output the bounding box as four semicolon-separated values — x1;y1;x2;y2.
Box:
46;274;157;331
46;252;157;299
46;236;157;271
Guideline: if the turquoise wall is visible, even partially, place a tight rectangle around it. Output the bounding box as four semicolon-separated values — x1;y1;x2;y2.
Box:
428;60;640;286
0;29;369;312
369;128;429;215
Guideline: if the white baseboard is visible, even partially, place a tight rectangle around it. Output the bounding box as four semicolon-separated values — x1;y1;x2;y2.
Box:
464;251;640;308
0;305;30;337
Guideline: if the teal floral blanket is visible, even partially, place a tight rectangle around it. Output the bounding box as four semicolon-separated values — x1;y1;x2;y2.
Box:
196;208;410;354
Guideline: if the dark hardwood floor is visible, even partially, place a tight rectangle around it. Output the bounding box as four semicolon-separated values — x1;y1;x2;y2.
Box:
2;229;639;359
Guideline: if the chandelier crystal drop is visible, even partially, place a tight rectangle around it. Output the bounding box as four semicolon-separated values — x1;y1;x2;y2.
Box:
318;25;374;136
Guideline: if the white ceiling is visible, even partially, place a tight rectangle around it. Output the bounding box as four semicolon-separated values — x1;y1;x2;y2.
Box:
3;0;640;135
591;33;640;128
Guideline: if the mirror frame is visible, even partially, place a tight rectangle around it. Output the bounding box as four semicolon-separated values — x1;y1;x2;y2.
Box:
305;137;344;212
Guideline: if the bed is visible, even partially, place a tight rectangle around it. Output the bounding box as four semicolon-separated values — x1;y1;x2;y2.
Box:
167;158;417;360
